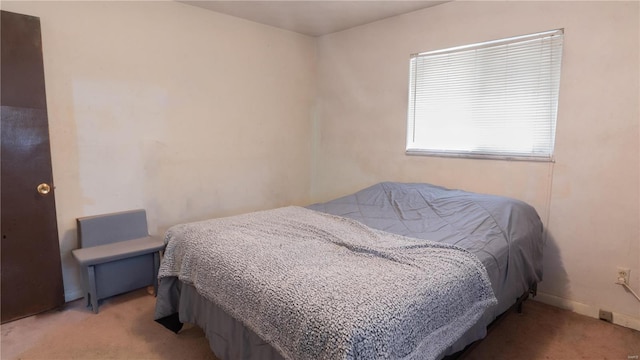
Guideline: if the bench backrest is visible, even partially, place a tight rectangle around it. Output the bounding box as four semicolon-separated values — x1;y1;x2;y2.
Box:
77;209;149;248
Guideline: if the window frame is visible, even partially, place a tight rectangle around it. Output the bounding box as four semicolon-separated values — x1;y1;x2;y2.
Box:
405;29;564;162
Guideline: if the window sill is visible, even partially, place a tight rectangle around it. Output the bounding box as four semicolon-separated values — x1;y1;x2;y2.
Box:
405;149;555;163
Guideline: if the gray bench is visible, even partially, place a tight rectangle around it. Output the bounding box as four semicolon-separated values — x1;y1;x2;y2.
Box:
72;209;165;313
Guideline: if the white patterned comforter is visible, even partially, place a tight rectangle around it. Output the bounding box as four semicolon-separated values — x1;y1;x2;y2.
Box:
159;206;497;360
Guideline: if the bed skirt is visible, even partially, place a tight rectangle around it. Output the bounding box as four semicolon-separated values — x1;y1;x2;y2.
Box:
155;276;493;360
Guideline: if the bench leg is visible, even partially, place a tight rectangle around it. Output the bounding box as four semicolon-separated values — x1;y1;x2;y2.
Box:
88;265;99;314
79;266;91;308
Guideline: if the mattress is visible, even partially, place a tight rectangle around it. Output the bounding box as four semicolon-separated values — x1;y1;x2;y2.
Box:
155;182;543;359
308;182;544;319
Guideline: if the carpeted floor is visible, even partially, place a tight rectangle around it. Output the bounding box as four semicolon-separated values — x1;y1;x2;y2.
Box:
465;301;640;359
1;288;215;360
1;288;639;359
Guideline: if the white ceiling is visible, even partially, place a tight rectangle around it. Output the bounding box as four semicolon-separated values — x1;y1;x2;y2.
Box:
180;1;447;37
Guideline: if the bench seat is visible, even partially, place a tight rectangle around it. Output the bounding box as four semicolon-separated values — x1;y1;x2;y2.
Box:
72;236;164;267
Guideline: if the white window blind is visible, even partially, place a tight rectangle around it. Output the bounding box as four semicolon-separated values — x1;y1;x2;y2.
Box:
406;29;564;161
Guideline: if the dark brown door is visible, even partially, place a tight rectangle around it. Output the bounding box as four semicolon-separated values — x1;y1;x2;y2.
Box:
1;10;65;323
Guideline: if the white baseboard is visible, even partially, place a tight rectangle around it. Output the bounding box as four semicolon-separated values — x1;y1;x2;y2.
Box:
534;291;640;332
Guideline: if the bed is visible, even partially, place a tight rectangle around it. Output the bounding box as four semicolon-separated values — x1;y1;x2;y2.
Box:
154;182;543;359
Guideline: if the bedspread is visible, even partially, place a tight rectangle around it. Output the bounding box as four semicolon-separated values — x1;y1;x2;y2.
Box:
308;182;544;319
159;206;497;360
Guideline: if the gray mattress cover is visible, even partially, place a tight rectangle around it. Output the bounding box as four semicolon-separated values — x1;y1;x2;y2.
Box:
307;182;544;318
155;182;543;359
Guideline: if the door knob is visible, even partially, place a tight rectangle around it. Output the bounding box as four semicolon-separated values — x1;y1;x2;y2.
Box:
37;183;51;195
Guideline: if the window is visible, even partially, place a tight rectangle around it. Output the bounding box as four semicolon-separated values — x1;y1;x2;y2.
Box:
406;29;564;161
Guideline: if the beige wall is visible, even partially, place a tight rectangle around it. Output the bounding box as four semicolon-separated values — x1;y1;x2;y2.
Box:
1;1;316;300
314;1;639;326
